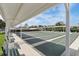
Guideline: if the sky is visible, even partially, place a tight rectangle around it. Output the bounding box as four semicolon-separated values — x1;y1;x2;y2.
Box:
18;4;66;27
0;3;79;27
17;3;79;27
70;3;79;26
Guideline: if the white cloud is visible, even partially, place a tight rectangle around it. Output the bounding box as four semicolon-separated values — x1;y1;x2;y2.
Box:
16;4;66;27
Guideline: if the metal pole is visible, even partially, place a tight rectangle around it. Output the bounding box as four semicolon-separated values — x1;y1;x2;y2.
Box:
5;22;10;56
64;3;70;56
8;28;10;56
20;26;22;38
5;26;8;55
21;27;22;38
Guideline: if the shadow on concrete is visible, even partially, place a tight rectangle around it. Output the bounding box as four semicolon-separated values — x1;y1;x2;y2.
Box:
35;42;65;56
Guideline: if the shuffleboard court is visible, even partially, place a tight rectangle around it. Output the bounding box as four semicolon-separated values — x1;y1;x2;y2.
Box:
23;31;65;40
15;31;79;56
35;33;79;56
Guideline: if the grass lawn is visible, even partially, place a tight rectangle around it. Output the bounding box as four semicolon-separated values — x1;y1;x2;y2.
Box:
0;32;5;56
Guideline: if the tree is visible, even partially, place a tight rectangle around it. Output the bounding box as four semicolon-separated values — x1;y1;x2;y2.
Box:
25;23;28;27
70;26;78;32
0;19;6;29
23;23;28;28
38;25;43;27
55;21;65;26
54;21;65;32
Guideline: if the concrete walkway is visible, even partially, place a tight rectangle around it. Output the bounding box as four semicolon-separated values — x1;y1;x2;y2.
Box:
12;33;41;56
62;35;79;56
69;35;79;56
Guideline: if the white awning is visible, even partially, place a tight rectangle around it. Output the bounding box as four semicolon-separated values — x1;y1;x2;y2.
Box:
0;3;58;28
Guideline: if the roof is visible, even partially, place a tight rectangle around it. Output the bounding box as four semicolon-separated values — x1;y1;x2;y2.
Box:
0;3;58;28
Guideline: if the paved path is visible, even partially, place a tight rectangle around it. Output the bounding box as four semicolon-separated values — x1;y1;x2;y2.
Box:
69;35;79;56
62;35;79;56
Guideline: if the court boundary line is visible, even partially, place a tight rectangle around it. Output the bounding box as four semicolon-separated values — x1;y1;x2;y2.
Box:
32;35;66;46
22;32;72;46
22;32;65;39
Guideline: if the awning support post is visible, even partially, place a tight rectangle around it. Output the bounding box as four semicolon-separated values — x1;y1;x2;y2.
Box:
64;3;70;56
20;27;22;38
5;24;10;56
